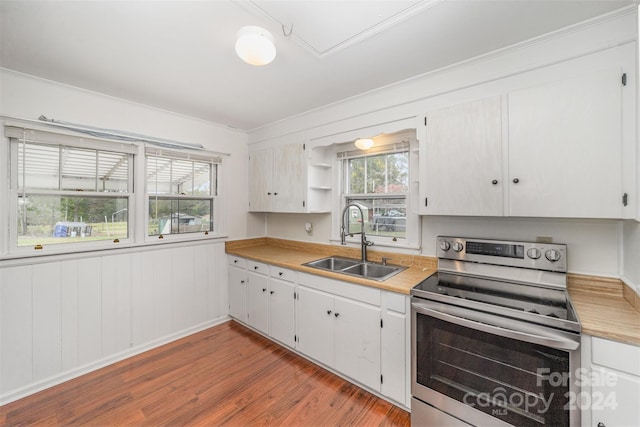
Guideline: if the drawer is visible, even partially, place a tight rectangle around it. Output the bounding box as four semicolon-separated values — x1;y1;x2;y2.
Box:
592;336;640;376
247;260;269;274
228;256;246;268
270;265;297;283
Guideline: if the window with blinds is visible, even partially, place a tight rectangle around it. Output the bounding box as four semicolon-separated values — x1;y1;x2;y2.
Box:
145;147;219;237
6;126;135;249
338;131;413;243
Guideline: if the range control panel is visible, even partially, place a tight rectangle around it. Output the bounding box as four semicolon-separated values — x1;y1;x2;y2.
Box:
437;236;567;272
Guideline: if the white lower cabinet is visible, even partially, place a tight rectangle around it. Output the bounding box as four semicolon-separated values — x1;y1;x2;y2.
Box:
333;296;381;391
226;257;409;407
381;291;409;405
296;286;382;391
246;261;270;334
228;258;247;322
268;276;296;348
296;285;335;367
582;335;640;427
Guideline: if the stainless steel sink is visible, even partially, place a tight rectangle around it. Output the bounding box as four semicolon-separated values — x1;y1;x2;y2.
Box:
303;256;406;281
305;256;360;271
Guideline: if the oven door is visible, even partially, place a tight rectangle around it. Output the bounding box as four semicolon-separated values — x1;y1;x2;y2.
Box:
411;298;581;427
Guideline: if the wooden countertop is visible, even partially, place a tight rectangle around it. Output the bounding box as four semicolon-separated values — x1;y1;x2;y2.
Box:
568;274;640;346
226;238;640;346
226;238;437;295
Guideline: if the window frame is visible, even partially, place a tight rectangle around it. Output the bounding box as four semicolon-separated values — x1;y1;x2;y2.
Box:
1;122;228;258
144;146;221;243
335;129;420;250
5;126;136;256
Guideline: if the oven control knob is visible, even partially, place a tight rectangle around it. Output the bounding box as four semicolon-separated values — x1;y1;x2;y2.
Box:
545;249;561;262
527;248;541;259
452;242;464;252
439;241;451;251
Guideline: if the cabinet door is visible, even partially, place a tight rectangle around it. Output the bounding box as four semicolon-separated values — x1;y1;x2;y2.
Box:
228;265;247;322
272;143;305;212
246;271;269;334
296;286;334;367
590;366;640;427
269;278;295;348
333;296;381;391
381;310;406;405
423;96;503;216
508;67;624;218
248;148;273;212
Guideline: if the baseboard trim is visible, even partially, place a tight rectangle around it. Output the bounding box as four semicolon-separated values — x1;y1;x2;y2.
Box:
0;316;231;406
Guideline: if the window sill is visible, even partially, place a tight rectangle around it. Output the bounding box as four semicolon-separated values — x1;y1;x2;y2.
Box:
328;237;421;254
0;233;229;266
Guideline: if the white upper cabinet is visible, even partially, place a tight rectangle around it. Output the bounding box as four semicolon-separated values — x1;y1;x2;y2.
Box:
508;67;624;218
420;45;635;219
423;96;503;216
249;143;306;212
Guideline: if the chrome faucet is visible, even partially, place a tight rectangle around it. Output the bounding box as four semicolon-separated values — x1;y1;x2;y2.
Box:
340;203;374;262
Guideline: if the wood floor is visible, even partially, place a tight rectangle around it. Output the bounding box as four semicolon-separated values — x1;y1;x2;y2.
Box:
1;320;410;426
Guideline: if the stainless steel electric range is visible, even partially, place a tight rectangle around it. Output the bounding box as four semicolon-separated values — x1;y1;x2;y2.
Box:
411;236;581;427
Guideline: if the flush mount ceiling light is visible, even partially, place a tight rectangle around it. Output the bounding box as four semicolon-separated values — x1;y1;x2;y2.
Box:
354;138;374;150
235;26;276;66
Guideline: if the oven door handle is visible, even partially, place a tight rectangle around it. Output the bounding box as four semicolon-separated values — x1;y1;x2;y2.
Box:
412;302;580;351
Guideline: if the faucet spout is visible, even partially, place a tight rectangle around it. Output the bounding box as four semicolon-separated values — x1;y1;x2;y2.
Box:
340;203;374;262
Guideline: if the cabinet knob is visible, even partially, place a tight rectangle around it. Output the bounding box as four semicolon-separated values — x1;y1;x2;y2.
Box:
279;272;283;276
512;178;520;184
234;260;238;263
254;266;259;270
274;192;278;196
267;192;271;195
334;312;340;318
240;280;245;284
327;310;332;315
597;423;606;427
491;179;498;185
262;288;267;292
270;291;275;294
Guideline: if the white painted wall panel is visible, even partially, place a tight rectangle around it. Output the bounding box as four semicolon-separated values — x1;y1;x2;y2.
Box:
60;259;79;371
211;244;229;319
77;258;102;365
0;266;33;393
101;255;117;357
173;246;196;331
130;253;143;347
114;253;132;352
138;251;156;344
153;249;174;338
1;242;228;404
193;246;210;324
32;263;62;382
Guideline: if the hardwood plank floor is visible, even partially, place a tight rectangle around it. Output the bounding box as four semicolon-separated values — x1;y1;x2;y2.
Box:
1;321;410;426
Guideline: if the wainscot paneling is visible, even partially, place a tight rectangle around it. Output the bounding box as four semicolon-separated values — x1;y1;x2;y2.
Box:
0;241;229;405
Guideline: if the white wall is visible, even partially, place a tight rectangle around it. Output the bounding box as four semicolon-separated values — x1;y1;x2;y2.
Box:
249;8;637;280
623;220;640;292
0;70;256;404
0;68;256;240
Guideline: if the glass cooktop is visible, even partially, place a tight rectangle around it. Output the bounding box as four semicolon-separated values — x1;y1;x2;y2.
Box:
412;272;580;330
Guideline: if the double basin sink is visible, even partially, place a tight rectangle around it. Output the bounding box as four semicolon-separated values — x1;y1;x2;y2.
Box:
303;256;406;282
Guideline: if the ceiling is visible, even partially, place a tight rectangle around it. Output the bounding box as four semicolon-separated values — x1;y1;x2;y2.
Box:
0;0;634;131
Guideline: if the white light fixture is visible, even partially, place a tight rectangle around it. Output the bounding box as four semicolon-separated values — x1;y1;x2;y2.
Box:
354;138;374;150
235;26;276;66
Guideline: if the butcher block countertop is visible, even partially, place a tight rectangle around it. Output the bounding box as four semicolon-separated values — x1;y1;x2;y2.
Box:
226;238;640;346
568;274;640;346
225;237;437;295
